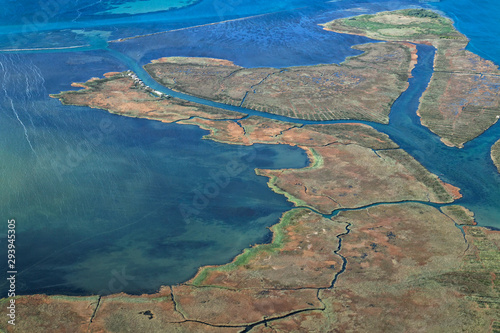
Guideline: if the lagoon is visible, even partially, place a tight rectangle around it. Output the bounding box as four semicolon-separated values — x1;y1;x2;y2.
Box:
0;0;499;296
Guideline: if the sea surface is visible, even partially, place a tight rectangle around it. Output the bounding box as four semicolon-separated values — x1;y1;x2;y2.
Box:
0;0;499;296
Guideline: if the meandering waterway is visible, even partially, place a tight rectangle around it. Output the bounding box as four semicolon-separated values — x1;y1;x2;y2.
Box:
111;43;500;231
0;51;309;295
0;0;499;297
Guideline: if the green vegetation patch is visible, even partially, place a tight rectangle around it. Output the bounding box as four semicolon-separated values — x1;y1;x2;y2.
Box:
308;124;398;150
405;9;440;19
103;296;171;303
379;149;456;203
325;9;464;41
435;271;494;295
257;174;312;209
50;295;99;302
190;209;310;286
441;205;475;226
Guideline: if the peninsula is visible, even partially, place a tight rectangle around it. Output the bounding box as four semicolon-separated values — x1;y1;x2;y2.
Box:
144;41;416;123
2;9;499;333
322;9;500;147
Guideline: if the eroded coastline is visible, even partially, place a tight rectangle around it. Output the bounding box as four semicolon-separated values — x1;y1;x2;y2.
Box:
2;8;499;333
323;9;500;148
144;42;414;123
8;67;497;333
493;139;500;173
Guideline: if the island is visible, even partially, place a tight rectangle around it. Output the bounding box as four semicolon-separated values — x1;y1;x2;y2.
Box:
144;41;416;123
2;9;499;333
323;9;500;148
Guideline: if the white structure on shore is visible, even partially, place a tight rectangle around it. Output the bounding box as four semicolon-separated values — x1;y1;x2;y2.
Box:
124;71;170;99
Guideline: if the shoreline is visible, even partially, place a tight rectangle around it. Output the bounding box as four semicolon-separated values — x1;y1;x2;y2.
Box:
3;8;499;331
492;139;500;173
143;42;416;124
41;69;466;298
109;12;275;43
321;9;500;149
0;44;91;53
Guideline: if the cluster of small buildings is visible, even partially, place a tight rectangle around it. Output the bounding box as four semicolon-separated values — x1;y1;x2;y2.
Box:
125;70;170;99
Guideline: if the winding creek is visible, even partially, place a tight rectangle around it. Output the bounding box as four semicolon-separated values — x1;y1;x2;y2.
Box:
110;43;500;230
0;0;499;296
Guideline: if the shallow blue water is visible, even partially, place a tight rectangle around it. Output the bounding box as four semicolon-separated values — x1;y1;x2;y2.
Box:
116;42;500;230
0;52;308;295
0;0;499;296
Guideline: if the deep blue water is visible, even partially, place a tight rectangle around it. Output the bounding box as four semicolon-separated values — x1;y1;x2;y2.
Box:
432;0;500;64
0;0;499;296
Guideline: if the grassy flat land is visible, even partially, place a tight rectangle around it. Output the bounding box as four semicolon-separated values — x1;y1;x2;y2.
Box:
10;9;499;332
441;205;476;225
5;62;499;332
50;72;244;123
255;204;500;333
322;8;464;42
145;42;415;123
257;143;459;214
6;203;498;332
418;43;500;147
323;9;500;148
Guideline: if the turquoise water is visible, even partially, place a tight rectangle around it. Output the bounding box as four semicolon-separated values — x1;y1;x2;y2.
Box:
0;0;321;50
97;0;199;15
0;0;499;296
